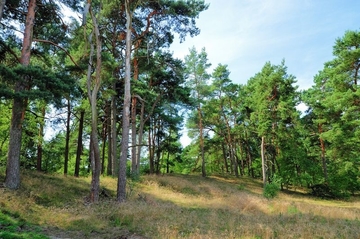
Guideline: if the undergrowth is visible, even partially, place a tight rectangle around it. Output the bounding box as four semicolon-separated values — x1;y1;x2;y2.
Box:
0;209;48;239
0;170;359;239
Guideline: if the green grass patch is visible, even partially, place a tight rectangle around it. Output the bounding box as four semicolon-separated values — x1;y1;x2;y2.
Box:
0;209;48;239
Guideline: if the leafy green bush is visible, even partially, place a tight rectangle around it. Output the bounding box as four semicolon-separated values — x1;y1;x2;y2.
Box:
263;183;280;199
263;175;281;199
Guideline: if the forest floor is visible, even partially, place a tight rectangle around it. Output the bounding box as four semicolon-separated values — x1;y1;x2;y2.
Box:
0;170;360;239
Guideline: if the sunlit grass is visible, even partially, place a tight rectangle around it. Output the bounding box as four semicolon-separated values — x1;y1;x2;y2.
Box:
0;170;359;238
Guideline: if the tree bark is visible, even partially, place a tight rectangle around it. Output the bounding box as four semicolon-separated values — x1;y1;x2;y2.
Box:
111;92;117;176
36;105;45;172
198;105;206;177
136;100;145;175
131;96;137;174
221;142;229;173
101;108;108;175
74;110;84;177
0;0;5;21
87;9;102;203
261;136;266;187
5;0;36;189
117;0;132;203
318;123;328;183
106;101;113;176
64;98;71;175
130;55;139;175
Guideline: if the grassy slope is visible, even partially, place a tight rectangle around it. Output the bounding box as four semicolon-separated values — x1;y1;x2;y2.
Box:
0;170;359;239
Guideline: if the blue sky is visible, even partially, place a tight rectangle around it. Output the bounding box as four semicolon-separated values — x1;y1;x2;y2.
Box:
170;0;360;90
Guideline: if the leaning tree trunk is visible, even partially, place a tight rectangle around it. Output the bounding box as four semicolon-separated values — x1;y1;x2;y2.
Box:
5;0;36;189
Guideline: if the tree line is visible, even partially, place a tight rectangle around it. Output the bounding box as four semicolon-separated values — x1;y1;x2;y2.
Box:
0;0;359;201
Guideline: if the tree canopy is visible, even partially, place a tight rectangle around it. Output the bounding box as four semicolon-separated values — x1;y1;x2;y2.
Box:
0;1;359;199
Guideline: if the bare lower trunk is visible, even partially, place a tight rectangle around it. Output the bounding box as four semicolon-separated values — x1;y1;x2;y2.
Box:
90;131;101;202
107;101;113;176
64;99;71;175
221;142;229;173
198;105;206;177
117;92;130;202
319;123;328;183
111;93;117;176
87;9;102;202
101;125;107;175
6;100;24;189
136;101;145;175
261;136;266;187
149;126;154;174
36;105;45;171
117;0;132;202
131;97;137;174
75;110;85;177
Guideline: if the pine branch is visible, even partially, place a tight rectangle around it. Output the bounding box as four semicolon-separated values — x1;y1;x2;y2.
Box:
33;39;80;68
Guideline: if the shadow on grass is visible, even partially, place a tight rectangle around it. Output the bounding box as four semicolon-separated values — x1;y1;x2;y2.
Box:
133;191;360;238
1;170;360;238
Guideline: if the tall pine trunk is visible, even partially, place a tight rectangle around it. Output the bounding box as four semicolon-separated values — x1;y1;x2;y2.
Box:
117;0;132;202
5;0;36;189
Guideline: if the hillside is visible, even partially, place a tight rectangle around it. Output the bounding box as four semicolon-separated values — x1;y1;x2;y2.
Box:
0;170;360;239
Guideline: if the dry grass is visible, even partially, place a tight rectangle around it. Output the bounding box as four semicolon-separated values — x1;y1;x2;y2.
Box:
0;170;359;239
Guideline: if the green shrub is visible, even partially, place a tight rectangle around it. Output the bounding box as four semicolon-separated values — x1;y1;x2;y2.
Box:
263;175;281;199
263;182;280;199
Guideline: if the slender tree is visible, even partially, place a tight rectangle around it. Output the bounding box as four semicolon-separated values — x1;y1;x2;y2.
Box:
117;0;133;203
184;47;211;177
246;61;298;186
